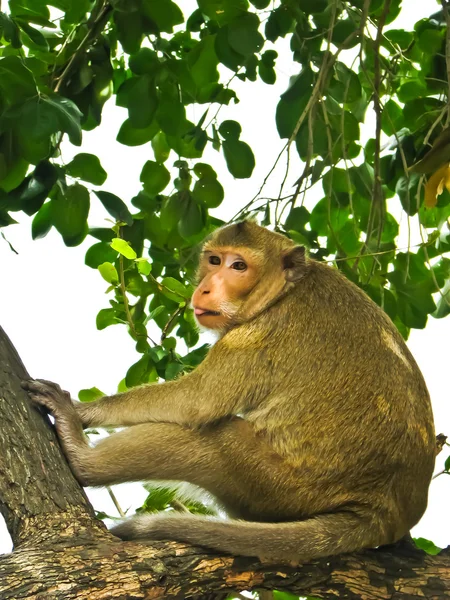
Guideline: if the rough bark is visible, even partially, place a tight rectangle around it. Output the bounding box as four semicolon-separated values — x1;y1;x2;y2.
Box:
0;325;449;600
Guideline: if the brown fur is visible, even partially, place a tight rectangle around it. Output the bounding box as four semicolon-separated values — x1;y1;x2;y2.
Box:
23;222;436;564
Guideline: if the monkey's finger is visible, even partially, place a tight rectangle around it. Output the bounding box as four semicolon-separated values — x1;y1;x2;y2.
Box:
21;379;54;396
35;378;66;394
26;392;56;413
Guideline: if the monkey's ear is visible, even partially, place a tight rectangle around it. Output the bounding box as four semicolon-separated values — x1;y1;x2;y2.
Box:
283;246;307;282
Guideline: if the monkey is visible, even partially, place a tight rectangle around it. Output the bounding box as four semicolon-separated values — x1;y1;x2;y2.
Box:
23;221;436;564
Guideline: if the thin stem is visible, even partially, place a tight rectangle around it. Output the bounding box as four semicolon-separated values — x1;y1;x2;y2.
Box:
107;486;125;518
54;2;112;93
118;253;138;338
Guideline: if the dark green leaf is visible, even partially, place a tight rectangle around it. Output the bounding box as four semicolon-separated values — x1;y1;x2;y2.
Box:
140;160;171;195
31;201;52;239
42;96;83;146
129;47;159;75
218;120;241;139
222;138;255;178
117;118;159;147
51;183;90;246
161;193;184;230
142;0;184;33
85;242;118;269
0;55;36;104
178;196;205;238
17;20;49;50
0;12;21;48
95;191;133;226
66;153;107;186
197;0;248;26
228;13;264;57
193;177;224;208
126;354;158;387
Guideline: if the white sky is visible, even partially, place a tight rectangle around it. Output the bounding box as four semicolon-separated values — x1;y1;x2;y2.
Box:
0;0;449;555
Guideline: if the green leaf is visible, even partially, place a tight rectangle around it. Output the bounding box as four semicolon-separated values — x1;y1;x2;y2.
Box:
445;454;450;472
78;387;105;402
140;160;171;195
118;76;158;129
165;361;184;380
218;119;241;139
285;206;310;232
0;12;21;48
142;0;184;33
137;258;152;276
310;198;349;235
161;276;189;301
156;82;186;136
113;10;144;54
51;183;90;246
197;0;248;26
85;242;118;268
187;35;219;92
228;13;264;57
417;27;444;55
192;177;224;208
117;119;159;147
98;262;119;284
95;191;133;226
265;5;294;41
432;282;450;319
178;196;205;238
88;228;115;242
126;354;158;387
31;201;53;240
66;153;107;186
397;80;427;103
17;20;49;50
129;47;159;75
160;193;184;230
151;132;171;162
222;139;255;178
110;237;138;259
381;100;404;136
0;55;36;104
413;537;442;556
96;307;122;330
141;485;176;512
42;96;83;146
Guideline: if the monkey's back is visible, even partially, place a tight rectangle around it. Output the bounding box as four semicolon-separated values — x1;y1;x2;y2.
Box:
242;259;435;538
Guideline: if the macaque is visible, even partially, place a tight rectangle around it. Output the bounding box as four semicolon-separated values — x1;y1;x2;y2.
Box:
24;221;436;564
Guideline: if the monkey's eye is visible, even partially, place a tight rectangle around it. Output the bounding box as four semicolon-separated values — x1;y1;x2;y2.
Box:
231;261;247;271
209;255;221;266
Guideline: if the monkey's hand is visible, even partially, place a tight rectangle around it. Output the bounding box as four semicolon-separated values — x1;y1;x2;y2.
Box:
22;379;74;418
22;379;91;485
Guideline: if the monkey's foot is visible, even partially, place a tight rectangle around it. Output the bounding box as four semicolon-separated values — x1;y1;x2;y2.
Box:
22;379;72;416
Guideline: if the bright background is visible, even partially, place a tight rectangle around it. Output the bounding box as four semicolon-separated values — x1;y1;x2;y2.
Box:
0;0;449;554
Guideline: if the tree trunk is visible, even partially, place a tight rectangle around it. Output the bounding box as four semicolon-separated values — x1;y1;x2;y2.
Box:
0;326;449;599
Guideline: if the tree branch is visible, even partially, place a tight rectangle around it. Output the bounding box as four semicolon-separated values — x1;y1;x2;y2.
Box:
0;326;449;599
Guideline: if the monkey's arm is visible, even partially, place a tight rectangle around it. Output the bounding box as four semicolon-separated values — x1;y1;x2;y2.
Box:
75;344;261;429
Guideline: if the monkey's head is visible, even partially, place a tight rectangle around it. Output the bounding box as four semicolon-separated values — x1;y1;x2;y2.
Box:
192;221;307;331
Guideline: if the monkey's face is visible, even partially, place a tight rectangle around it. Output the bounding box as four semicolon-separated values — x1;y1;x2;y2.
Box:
192;247;259;330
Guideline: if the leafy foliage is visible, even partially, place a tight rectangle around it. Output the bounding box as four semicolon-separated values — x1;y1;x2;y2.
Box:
0;0;448;350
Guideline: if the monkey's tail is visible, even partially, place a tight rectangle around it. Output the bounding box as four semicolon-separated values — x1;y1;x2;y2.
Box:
110;511;386;563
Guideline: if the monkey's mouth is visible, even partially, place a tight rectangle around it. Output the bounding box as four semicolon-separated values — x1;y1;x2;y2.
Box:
194;308;220;317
